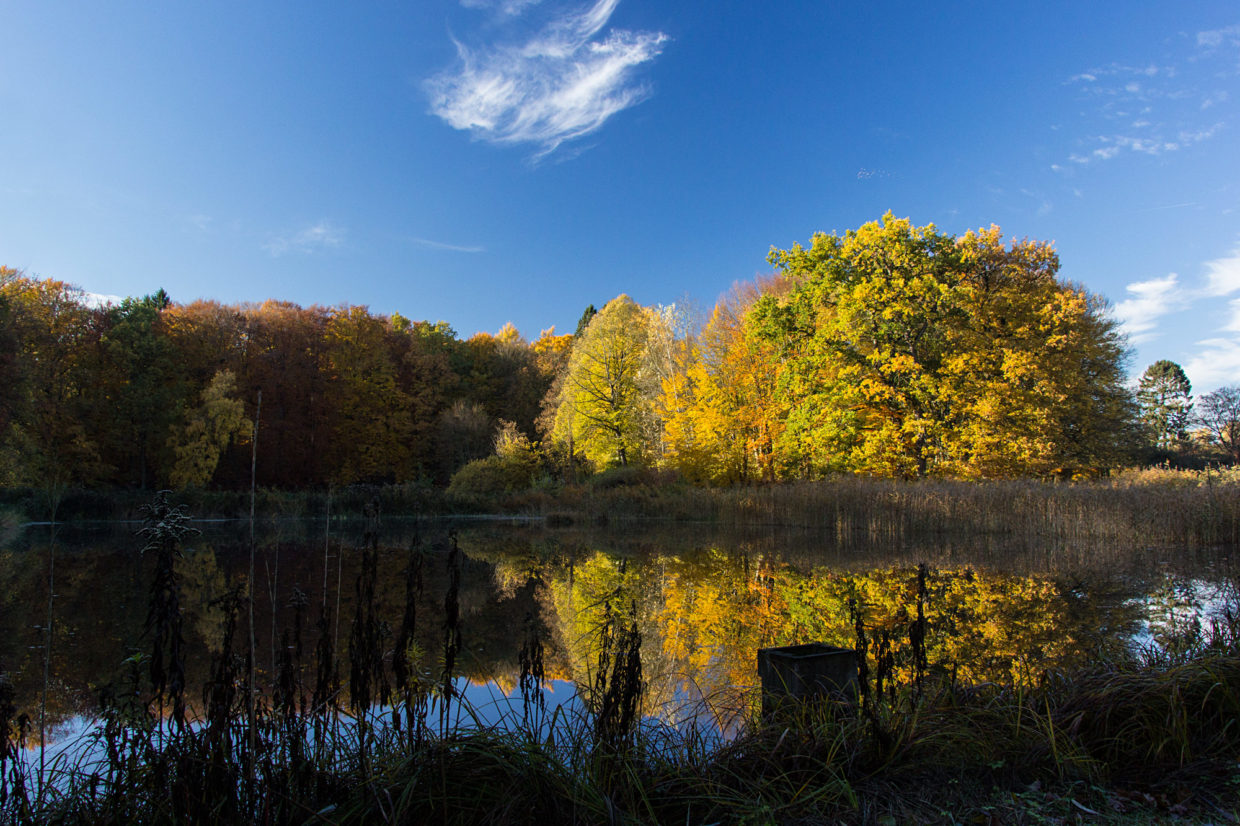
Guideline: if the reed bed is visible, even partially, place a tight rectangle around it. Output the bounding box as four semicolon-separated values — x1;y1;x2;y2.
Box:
2;493;1239;825
542;469;1240;550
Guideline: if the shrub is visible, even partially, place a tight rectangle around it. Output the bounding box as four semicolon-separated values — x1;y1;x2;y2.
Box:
448;454;538;505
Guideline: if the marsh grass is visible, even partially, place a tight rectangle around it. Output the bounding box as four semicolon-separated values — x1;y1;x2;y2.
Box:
536;471;1240;550
3;494;1239;824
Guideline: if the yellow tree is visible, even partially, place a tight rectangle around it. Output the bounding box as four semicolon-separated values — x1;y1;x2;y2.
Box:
658;281;787;483
941;227;1136;476
167;369;251;488
552;295;654;469
754;215;1135;478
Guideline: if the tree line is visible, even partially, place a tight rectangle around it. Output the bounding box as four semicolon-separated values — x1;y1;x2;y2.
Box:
2;214;1237;494
0;270;570;491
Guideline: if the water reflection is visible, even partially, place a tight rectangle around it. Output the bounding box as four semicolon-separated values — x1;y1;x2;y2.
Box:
1;518;1235;737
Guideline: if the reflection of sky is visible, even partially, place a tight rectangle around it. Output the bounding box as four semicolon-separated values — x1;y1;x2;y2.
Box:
450;677;581;730
1129;577;1238;654
15;672;738;788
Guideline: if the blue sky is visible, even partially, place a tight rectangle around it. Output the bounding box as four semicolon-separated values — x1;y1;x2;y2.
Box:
2;1;1238;389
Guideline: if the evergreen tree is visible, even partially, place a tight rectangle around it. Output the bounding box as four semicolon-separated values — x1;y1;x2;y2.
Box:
1137;360;1193;451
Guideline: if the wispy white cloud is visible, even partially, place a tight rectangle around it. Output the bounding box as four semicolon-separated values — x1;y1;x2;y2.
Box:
412;237;486;253
459;0;542;16
1202;247;1240;296
264;221;345;257
1139;244;1240;391
1225;297;1240;334
1113;273;1187;343
426;0;668;157
1061;32;1235;167
82;291;125;309
1185;337;1240;390
1196;24;1240;51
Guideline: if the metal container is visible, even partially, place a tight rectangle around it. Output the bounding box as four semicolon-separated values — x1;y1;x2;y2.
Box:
757;643;858;709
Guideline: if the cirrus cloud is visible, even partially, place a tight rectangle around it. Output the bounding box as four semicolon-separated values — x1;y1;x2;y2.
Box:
1119;244;1240;391
1059;26;1237;168
426;0;668;158
263;221;345;257
1113;273;1187;344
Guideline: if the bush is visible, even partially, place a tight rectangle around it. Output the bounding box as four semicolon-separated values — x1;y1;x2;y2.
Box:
587;465;681;490
448;454;538;506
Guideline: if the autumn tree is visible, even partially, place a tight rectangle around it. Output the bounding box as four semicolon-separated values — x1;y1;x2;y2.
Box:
460;324;546;438
162;300;248;389
750;215;1135;478
941;227;1135;477
0;272;21;449
323;305;413;484
1137;360;1193;451
435;399;494;481
641;304;696;463
1194;386;1240;462
231;302;335;487
0;271;106;489
552;295;653;469
97;294;184;487
532;326;573;379
390;316;458;478
659;279;788;483
167;370;251;488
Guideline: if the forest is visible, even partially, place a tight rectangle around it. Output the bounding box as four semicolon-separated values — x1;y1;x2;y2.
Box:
2;215;1237;500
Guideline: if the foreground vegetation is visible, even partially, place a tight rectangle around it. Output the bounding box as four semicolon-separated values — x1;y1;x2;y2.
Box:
10;652;1237;824
2;495;1239;824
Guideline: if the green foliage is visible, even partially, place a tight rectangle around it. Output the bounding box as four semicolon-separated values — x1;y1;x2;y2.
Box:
1137;360;1193;451
98;295;186;487
325;306;415;485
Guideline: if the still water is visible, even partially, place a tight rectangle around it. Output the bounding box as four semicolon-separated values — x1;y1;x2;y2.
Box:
2;516;1236;743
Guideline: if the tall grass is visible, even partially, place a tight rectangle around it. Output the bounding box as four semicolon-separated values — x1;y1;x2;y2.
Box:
534;470;1240;549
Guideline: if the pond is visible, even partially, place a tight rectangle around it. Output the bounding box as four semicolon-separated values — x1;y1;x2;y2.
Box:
2;514;1236;748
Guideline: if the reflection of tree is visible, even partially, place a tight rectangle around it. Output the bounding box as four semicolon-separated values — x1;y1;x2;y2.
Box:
1142;574;1239;659
0;523;1193;733
176;547;229;654
544;552;1147;705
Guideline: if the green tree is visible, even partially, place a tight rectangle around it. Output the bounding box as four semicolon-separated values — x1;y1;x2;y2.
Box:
323;305;413;484
1137;360;1193;451
573;304;598;339
552;295;653;469
98;294;184;487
